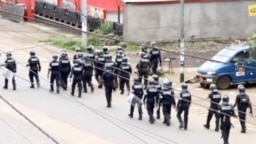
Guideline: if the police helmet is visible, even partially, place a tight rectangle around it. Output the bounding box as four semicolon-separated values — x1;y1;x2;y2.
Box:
75;47;81;52
134;77;140;83
102;46;108;53
140;44;147;51
181;83;188;89
238;85;245;92
30;50;35;56
87;45;94;52
152;74;159;82
62;51;68;57
163;79;172;88
83;54;89;60
6;52;12;58
142;53;149;59
149;80;156;86
209;84;217;91
52;54;58;60
96;50;102;56
122;57;128;64
78;53;83;58
116;46;123;52
222;95;229;103
150;42;158;48
212;88;218;93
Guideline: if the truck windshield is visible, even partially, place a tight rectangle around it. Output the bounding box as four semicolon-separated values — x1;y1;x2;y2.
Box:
210;48;237;63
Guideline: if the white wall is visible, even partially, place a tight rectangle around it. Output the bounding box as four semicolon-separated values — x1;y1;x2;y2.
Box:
123;1;256;42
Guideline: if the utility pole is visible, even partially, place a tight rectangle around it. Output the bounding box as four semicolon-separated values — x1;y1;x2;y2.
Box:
82;0;87;46
179;0;185;83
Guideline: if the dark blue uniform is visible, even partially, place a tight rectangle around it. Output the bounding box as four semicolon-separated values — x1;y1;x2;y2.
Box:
129;78;144;120
143;81;159;124
119;62;132;95
204;89;221;131
83;60;94;93
27;55;41;88
59;55;71;90
219;102;236;144
234;86;252;133
70;63;84;97
95;54;105;88
160;87;176;126
149;48;162;74
101;68;117;108
136;57;151;89
48;59;60;93
3;55;16;90
177;85;192;130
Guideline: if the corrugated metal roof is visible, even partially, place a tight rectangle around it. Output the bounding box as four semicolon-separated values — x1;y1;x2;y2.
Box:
122;0;177;3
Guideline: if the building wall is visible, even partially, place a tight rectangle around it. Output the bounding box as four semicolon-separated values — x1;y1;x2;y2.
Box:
106;12;124;23
123;1;256;42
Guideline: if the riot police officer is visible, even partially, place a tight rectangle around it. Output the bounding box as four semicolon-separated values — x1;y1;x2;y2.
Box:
136;53;151;89
233;85;253;133
101;65;117;108
219;95;236;144
47;55;60;94
204;84;222;131
70;59;84;98
119;57;132;95
140;44;148;56
86;45;95;63
95;50;105;88
115;51;124;69
160;80;176;126
116;46;125;55
73;47;83;63
102;46;111;59
83;55;94;93
27;50;41;88
129;77;144;120
177;83;192;130
143;80;159;124
59;51;71;90
152;74;162;119
3;52;16;90
149;42;162;74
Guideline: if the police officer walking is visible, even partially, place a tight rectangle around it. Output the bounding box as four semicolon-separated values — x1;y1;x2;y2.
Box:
143;80;159;124
73;47;83;63
86;45;95;63
59;51;71;90
83;55;94;93
115;51;124;69
136;53;151;89
27;50;41;88
160;79;176;126
95;50;105;88
234;85;253;133
47;55;60;94
204;84;222;131
70;59;84;98
3;52;16;90
128;77;144;120
177;83;192;130
101;65;117;108
149;42;162;74
219;95;237;144
152;74;162;119
119;57;132;95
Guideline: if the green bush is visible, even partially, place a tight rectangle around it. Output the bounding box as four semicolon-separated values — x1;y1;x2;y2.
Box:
100;22;113;35
126;44;140;52
43;37;86;51
87;35;101;47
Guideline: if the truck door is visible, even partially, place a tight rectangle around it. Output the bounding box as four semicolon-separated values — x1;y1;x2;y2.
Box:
231;50;252;83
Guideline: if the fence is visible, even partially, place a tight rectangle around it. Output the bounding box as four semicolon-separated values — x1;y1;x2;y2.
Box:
2;2;25;22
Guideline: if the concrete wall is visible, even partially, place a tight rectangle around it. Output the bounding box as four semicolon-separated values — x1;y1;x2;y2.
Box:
106;12;124;23
123;1;256;42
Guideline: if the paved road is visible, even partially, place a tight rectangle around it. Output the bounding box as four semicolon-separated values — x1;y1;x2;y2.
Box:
0;18;255;144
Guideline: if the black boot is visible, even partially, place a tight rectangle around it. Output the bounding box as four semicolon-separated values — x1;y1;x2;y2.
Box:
138;105;143;120
156;109;160;119
128;105;134;118
30;83;35;88
91;86;94;93
56;88;60;94
3;79;8;89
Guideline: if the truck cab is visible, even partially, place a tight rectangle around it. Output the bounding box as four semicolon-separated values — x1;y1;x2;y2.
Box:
196;44;256;89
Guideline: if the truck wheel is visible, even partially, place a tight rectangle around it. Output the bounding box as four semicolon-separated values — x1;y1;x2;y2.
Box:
217;76;231;89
